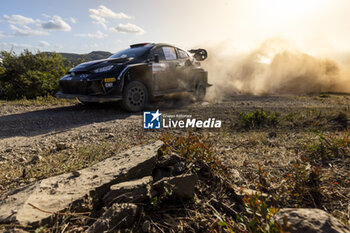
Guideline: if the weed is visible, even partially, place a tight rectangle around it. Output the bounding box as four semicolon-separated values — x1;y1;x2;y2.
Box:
236;193;282;233
34;225;48;233
281;163;323;208
304;131;350;164
150;181;175;208
160;132;284;232
285;112;296;122
160;132;230;179
240;110;279;129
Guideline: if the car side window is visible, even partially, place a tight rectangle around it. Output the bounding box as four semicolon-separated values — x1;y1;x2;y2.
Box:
151;47;165;61
177;48;189;59
162;47;177;60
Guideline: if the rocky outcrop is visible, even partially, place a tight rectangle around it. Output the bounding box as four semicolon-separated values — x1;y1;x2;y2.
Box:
2;140;350;233
275;208;350;233
86;203;139;233
0;141;162;226
0;140;201;232
103;176;153;205
153;174;198;199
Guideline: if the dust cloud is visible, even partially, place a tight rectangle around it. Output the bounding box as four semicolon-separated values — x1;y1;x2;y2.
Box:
201;39;350;101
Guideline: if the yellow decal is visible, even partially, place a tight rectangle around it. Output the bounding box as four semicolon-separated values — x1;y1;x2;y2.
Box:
104;78;116;83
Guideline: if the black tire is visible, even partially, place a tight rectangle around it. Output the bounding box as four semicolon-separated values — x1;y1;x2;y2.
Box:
122;81;148;112
194;82;206;101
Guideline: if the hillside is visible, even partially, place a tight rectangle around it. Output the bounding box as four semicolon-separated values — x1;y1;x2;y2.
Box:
44;51;113;65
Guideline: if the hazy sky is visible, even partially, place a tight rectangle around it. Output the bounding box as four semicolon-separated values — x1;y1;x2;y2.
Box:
0;0;350;54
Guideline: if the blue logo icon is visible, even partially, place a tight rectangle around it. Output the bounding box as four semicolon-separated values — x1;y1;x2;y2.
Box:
143;110;161;129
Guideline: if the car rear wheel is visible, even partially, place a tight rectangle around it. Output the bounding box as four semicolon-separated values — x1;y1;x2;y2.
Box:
194;82;206;101
122;81;148;112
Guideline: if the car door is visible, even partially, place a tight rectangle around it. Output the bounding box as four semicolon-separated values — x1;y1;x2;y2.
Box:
151;46;179;92
175;47;193;90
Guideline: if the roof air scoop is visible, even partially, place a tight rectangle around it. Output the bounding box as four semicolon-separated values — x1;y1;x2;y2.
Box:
188;49;208;61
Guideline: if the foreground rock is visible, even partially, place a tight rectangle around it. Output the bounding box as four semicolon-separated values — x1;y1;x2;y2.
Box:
86;203;139;232
275;208;350;233
0;141;163;226
153;174;198;199
103;176;153;205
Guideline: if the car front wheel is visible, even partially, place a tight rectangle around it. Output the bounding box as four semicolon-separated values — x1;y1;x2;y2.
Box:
122;81;148;112
194;82;206;101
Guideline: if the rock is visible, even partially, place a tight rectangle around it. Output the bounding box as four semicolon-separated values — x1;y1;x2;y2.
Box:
274;208;350;233
86;203;139;232
103;176;153;205
0;228;29;233
0;141;163;226
56;142;68;151
230;169;242;184
30;155;42;164
106;133;115;139
142;220;151;232
173;162;188;175
268;131;277;138
71;171;81;177
152;167;172;182
153;174;198;199
234;187;267;199
17;157;26;163
157;153;182;168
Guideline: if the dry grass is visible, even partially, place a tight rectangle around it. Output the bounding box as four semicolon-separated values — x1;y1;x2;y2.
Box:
0;135;157;195
0;95;77;107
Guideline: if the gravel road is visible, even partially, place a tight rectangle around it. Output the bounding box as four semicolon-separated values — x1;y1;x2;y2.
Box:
0;94;348;163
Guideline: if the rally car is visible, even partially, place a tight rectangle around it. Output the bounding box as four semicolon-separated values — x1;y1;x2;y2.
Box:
56;43;209;112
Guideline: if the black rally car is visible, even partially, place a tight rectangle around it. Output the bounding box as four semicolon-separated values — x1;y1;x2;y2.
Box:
56;43;209;112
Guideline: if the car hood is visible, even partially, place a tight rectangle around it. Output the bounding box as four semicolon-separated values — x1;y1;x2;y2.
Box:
72;57;132;71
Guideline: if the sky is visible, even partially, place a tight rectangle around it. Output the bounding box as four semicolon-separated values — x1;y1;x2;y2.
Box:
1;0;350;55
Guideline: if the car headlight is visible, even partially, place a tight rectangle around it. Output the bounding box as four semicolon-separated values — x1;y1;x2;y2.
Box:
93;65;114;73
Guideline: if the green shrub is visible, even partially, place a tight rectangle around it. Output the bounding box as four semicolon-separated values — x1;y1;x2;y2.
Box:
0;49;69;99
240;110;279;129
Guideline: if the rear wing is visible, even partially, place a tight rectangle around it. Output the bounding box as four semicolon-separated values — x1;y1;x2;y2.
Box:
188;49;208;61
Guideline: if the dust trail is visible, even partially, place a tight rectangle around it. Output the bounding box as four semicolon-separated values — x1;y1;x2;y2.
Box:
201;39;350;101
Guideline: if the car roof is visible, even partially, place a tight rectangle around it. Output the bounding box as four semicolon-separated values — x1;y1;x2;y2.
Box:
129;43;178;49
128;43;192;58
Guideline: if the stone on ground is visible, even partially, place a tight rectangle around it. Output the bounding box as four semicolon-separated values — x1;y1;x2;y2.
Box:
103;176;153;205
0;141;163;226
153;173;198;199
86;203;139;232
275;208;350;233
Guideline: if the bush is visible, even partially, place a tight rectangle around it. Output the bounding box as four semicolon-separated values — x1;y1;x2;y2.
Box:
0;49;69;99
240;110;279;129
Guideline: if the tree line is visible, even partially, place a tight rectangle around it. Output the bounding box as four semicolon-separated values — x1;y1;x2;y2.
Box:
0;50;71;100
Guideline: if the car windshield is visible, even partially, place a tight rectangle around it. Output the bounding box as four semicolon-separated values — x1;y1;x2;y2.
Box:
109;47;149;59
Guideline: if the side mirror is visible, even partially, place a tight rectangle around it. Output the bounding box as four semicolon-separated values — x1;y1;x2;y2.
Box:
154;54;160;63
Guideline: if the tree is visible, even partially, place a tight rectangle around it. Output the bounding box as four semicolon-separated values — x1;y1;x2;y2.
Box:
0;50;69;99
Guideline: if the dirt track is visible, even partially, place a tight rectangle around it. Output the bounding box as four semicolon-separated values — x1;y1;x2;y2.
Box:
0;94;347;162
1;94;350;224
